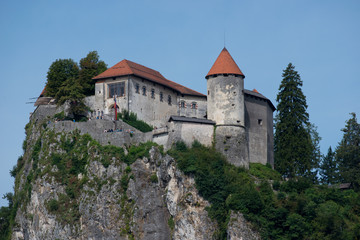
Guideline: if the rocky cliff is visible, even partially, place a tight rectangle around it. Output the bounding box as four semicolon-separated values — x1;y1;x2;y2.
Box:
11;119;260;240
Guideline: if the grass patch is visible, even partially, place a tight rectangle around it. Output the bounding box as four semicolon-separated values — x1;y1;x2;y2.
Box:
249;163;282;181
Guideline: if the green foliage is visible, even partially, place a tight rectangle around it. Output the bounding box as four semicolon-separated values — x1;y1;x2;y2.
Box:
150;174;158;183
54;111;66;120
168;216;175;231
78;51;107;96
124;142;157;165
45;58;79;97
44;52;107;118
274;63;320;179
118;110;153;132
320;147;339;185
336;113;360;190
249;163;282;181
170;141;360;239
47;199;59;212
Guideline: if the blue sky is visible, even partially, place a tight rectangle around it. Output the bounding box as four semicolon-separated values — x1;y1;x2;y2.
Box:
0;0;359;206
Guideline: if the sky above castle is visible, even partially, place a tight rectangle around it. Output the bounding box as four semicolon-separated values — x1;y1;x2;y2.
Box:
0;0;359;206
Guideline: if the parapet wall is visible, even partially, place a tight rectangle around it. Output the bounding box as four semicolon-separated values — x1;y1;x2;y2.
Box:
49;120;153;147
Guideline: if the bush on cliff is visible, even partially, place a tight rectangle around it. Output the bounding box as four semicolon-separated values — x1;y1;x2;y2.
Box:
169;141;360;240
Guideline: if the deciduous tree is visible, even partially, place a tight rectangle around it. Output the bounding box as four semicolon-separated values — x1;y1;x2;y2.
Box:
78;51;107;96
45;59;79;97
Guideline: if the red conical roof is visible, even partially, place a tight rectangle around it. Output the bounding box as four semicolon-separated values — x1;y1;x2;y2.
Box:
206;47;244;78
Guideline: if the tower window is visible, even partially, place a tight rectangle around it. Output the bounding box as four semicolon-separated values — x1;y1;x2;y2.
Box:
142;86;146;96
160;92;163;102
258;119;263;126
135;84;140;93
151;88;155;99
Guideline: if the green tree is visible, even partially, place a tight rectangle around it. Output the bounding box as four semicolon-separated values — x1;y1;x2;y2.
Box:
45;59;79;97
274;63;318;178
320;147;339;185
336;113;360;189
56;77;86;119
78;51;107;96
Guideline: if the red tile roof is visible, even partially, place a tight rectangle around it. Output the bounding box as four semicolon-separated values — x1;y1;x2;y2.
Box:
93;59;205;97
206;47;245;78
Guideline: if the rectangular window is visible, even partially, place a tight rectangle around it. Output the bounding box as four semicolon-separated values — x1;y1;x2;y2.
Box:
108;82;125;98
160;92;163;102
168;95;172;105
142;86;147;96
180;101;186;108
151;88;155;99
135;84;140;93
191;102;197;109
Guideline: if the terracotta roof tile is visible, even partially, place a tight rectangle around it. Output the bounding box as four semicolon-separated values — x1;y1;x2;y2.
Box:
93;59;205;97
206;47;244;78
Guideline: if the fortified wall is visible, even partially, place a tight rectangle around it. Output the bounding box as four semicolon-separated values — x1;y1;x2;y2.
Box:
30;105;215;151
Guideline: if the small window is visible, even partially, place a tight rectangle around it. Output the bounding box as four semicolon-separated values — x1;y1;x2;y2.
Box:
142;86;146;96
168;95;172;105
160;92;163;102
151;88;155;99
191;102;197;109
135;84;140;93
180;101;186;108
258;119;263;126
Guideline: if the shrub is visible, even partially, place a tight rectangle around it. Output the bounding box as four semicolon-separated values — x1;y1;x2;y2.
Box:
48;199;59;212
118;110;153;132
150;174;158;183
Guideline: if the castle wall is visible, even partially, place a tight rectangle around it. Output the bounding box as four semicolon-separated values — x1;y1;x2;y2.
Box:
215;126;249;168
49;119;153;147
207;75;244;126
178;95;207;119
165;121;214;149
244;95;274;166
128;76;178;128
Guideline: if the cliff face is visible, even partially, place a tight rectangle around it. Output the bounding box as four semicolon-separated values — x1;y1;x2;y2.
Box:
11;120;259;240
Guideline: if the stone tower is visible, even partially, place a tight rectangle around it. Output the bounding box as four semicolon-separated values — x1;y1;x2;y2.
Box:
206;47;249;167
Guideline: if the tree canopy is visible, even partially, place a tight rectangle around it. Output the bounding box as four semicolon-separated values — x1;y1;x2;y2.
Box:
43;51;107;118
336;113;360;189
320;147;339;185
274;63;319;179
78;51;107;96
45;59;79;97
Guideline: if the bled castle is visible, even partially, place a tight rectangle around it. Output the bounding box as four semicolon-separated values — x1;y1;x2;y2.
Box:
33;48;275;168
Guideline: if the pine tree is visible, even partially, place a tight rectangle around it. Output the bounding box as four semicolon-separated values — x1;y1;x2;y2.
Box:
320;147;339;184
336;113;360;189
274;63;318;178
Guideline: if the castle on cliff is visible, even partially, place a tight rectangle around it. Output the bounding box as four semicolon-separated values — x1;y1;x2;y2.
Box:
34;48;275;168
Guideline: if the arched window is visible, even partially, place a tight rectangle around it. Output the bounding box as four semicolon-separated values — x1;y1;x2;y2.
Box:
135;84;140;93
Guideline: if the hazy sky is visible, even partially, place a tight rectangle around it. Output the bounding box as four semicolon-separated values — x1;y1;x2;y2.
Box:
0;0;359;206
